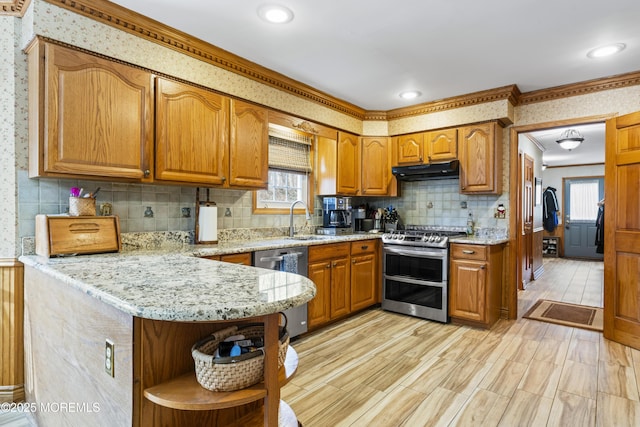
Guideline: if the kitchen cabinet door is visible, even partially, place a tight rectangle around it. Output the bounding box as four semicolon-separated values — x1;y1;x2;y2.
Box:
155;78;228;185
424;128;457;162
229;99;269;189
316;135;338;196
307;260;332;329
336;131;360;195
361;137;393;196
29;40;154;181
449;259;487;323
350;253;377;312
397;133;424;164
330;256;351;319
459;122;503;194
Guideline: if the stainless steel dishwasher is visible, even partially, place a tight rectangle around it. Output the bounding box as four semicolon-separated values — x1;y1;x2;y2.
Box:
253;247;309;338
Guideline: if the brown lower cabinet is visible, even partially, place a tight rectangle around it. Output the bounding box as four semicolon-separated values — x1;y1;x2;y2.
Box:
201;252;252;265
449;243;504;328
308;239;379;330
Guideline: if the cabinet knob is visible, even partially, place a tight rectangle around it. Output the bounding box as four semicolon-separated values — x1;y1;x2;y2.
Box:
221;176;226;182
325;264;331;269
352;259;356;264
143;169;151;177
332;262;337;267
480;265;486;270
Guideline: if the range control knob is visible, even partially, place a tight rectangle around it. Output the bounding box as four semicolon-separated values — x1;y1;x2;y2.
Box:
434;235;442;243
397;234;406;241
421;235;429;242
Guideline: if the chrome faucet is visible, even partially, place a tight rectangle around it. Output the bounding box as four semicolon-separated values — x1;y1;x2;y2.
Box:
289;200;312;237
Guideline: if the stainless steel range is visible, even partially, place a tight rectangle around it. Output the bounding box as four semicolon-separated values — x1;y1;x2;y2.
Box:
381;225;466;323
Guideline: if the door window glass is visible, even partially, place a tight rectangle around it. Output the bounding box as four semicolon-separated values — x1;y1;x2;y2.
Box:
569;181;599;220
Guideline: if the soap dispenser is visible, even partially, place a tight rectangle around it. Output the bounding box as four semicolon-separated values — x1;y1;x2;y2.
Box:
466;212;475;236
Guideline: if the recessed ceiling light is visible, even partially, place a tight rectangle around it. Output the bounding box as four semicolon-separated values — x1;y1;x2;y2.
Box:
587;43;626;58
399;91;422;100
257;4;294;24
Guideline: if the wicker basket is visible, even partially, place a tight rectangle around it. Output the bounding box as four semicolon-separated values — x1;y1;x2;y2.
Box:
69;197;96;216
191;318;289;392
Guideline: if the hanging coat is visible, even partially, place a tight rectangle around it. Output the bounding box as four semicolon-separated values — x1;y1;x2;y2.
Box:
595;205;604;254
543;187;559;232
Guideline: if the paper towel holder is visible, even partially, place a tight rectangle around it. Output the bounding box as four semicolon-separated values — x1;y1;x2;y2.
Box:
195;187;218;245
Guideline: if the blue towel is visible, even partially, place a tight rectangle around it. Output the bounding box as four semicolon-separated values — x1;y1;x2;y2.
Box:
280;253;298;273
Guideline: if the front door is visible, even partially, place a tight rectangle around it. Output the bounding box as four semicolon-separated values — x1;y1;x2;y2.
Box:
604;111;640;350
563;177;604;259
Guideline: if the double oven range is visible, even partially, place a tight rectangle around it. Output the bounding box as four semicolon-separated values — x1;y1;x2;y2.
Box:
381;226;466;323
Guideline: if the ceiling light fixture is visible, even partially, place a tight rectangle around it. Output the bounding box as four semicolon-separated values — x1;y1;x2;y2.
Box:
587;43;626;58
399;91;422;100
556;129;584;151
257;4;294;24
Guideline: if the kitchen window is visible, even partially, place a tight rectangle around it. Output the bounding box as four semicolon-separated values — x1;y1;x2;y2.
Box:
254;125;313;213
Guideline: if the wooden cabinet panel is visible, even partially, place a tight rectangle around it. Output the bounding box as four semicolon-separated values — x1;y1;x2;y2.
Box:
307;260;331;329
350;253;377;312
450;259;487;323
229;99;269;189
220;253;252;265
155;78;228;185
29;40;154;181
397;133;424;164
361;137;392;196
449;243;504;328
337;132;360;195
330;257;351;319
425;128;457;162
316;135;338;196
459;122;503;194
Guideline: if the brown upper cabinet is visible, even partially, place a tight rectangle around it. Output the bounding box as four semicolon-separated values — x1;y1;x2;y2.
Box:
317;133;397;197
229;99;269;189
360;137;397;196
458;122;503;195
155;77;228;185
27;40;269;189
397;129;457;165
336;131;361;195
28;40;154;181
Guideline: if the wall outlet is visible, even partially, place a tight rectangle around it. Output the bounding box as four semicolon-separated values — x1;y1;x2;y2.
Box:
105;339;115;377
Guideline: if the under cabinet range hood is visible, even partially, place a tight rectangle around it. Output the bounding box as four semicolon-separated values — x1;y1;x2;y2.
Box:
392;160;460;181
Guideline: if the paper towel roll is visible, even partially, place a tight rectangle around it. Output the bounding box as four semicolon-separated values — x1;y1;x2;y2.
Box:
198;205;218;243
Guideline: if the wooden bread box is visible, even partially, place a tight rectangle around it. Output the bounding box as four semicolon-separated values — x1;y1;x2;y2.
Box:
35;214;121;257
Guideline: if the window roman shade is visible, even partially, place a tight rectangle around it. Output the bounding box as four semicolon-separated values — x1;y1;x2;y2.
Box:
268;125;312;173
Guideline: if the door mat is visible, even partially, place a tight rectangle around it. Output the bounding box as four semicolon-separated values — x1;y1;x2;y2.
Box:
523;300;603;332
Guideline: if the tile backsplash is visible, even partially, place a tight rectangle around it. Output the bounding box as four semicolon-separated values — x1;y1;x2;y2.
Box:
18;170;508;241
17;170;317;239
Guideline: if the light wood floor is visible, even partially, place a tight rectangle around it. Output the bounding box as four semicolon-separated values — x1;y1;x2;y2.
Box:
284;258;640;427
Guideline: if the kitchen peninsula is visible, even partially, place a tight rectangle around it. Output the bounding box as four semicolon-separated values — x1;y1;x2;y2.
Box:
19;249;317;427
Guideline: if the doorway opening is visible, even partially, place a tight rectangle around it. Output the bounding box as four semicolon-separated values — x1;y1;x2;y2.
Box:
507;115;609;319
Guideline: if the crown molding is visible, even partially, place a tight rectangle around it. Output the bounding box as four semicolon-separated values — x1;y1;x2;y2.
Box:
44;0;367;119
38;1;640;122
0;0;30;16
384;85;520;121
519;71;640;105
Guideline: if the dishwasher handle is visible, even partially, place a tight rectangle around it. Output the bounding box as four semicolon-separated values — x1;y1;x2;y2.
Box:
259;252;304;263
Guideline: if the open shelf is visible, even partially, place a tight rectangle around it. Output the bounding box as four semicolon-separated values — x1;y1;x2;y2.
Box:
543;237;560;257
143;346;298;411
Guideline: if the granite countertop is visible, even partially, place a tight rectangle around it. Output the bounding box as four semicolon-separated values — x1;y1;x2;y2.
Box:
450;236;509;245
18;233;381;323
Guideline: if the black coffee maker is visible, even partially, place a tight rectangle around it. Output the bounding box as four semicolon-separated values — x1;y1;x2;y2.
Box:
322;197;352;229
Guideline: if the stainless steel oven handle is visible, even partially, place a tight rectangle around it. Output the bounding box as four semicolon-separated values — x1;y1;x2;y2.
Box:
383;274;446;287
383;247;447;259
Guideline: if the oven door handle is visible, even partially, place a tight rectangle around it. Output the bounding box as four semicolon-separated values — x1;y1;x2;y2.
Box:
383;274;446;287
383;247;447;259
